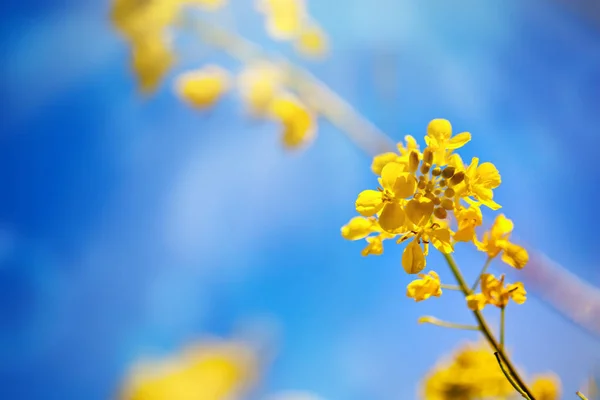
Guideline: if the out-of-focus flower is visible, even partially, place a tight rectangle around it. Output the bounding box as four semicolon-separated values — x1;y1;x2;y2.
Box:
131;33;175;93
268;94;316;149
185;0;228;10
111;0;179;41
175;65;231;109
466;273;527;310
420;341;515;400
294;23;328;57
257;0;308;40
407;271;442;302
237;63;285;116
530;373;561;400
119;340;258;400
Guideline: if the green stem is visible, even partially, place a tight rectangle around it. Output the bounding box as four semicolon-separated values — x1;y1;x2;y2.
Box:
471;256;492;292
440;283;462;291
418;316;479;331
576;391;589;400
500;306;506;350
494;352;530;399
442;253;536;400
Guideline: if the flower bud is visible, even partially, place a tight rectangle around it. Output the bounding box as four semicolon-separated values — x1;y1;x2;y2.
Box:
441;166;455;179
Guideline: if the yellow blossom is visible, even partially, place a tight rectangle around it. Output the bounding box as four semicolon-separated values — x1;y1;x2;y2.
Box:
461;157;502;210
424;119;471;166
370;135;419;176
361;232;396;256
175;65;230;109
407;271;442;302
476;214;529;269
131;33;175;93
402;238;426;273
467;273;526;310
421;341;515;400
340;216;377;241
355;162;416;231
237;63;285;115
257;0;307;40
268;95;316;149
111;0;180;41
530;374;561;400
453;204;482;242
120;340;258;400
294;23;328;57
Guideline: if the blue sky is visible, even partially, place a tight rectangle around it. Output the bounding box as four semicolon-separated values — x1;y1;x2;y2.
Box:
1;0;599;399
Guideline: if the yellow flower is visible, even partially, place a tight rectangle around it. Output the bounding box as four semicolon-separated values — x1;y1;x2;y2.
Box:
268;95;316;149
111;0;179;41
237;63;285;115
470;273;527;309
130;33;175;93
257;0;307;40
530;374;561;400
461;157;502;210
421;341;515;400
407;271;442;302
370;135;419;176
355;162;416;231
475;214;529;269
120;340;258;400
175;65;230;109
340;216;377;241
402;238;426;273
466;293;487;311
453;204;482;242
294;23;328;58
424;119;471;166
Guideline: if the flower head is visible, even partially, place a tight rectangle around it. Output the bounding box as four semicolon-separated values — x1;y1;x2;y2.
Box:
407;271;442;302
175;65;231;109
268;94;316;149
476;214;529;269
466;274;527;310
530;373;561;400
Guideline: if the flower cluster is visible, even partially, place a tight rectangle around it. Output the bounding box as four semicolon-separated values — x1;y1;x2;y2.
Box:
119;339;258;400
341;119;529;304
110;0;325;150
421;342;561;400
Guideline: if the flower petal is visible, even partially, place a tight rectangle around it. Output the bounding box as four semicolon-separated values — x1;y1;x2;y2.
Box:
378;202;406;232
381;162;404;191
402;239;426;274
341;216;374;240
355;190;383;216
446;132;471;149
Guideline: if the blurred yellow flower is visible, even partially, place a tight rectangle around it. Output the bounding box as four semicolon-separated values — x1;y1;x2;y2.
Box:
185;0;228;10
257;0;307;40
530;373;561;400
421;341;515;400
237;63;285;115
294;23;328;57
175;65;231;109
268;95;316;148
407;271;442;302
120;340;258;400
131;33;175;93
111;0;179;41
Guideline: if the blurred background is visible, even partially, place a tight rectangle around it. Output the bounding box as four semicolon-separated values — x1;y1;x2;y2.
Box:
1;0;600;398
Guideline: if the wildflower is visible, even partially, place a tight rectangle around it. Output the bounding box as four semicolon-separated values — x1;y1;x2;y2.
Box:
111;0;179;41
294;23;328;58
340;216;377;241
130;33;175;93
237;63;285;116
421;341;515;400
476;214;529;269
355;162;416;231
453;204;482;243
467;274;526;310
407;271;442;302
268;95;316;148
370;135;419;175
175;65;230;109
257;0;307;40
424;119;471;166
530;374;561;400
402;238;426;273
119;340;258;400
460;156;502;210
